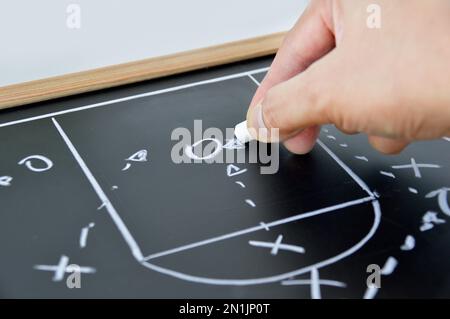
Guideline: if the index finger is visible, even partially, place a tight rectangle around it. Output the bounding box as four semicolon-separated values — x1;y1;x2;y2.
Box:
251;0;336;106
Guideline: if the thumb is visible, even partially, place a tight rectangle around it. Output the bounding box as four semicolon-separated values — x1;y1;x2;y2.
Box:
246;51;340;143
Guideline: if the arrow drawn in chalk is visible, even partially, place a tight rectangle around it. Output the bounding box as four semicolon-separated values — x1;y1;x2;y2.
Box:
426;188;450;216
126;150;147;162
227;164;247;177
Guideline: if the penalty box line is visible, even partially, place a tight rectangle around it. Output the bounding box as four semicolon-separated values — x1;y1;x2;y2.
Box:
142;195;375;261
142;138;377;262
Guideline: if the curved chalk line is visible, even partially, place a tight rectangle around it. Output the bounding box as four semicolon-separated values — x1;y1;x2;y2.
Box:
139;200;380;286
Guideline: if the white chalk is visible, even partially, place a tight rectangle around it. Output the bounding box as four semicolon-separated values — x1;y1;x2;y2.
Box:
234;120;254;144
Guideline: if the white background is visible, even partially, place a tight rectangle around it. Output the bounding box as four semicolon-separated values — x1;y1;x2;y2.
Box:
0;0;308;87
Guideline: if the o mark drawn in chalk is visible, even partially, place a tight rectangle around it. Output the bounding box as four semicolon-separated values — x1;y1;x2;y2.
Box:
18;155;53;172
0;176;13;187
185;138;222;161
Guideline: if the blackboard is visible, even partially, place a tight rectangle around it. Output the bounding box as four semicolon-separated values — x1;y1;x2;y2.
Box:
0;56;449;298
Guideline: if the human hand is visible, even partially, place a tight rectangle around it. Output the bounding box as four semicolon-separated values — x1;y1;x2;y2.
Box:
247;0;450;154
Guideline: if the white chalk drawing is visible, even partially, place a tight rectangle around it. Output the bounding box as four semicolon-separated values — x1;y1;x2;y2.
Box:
235;181;246;188
340;144;348;148
53;118;143;261
126;149;147;162
400;235;415;251
245;199;256;207
426;188;450;216
0;176;12;187
364;256;398;299
2;64;431;297
34;255;96;282
443;137;450;142
52;107;381;289
420;211;446;232
223;138;245;150
260;222;270;231
79;223;95;249
247;74;261;86
310;268;321;299
249;235;305;255
97;202;107;210
355;156;369;162
185;138;222;161
112;185;118;190
408;187;418;194
381;257;398;275
281;278;346;288
391;158;440;178
18;155;53;172
227;164;247;177
380;171;396;179
363;286;379;299
122;150;147;171
326;135;336;141
322;128;329;133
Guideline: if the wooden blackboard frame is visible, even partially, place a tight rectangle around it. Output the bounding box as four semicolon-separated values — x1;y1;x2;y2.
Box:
0;32;285;110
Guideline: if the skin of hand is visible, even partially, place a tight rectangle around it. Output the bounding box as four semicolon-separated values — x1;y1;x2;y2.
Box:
246;0;450;154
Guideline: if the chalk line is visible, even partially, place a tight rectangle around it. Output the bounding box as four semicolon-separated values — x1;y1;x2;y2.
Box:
0;67;269;129
79;223;95;249
247;74;261;86
316;140;374;197
310;268;321;299
52;118;144;261
142;196;373;261
282;279;346;288
381;256;398;275
140;200;381;286
245;199;256;207
380;171;396;179
363;286;379;299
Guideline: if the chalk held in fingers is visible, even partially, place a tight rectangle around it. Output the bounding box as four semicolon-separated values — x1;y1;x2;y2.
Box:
234;120;255;144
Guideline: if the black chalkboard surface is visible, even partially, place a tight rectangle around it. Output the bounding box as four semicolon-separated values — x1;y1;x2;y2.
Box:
0;57;449;298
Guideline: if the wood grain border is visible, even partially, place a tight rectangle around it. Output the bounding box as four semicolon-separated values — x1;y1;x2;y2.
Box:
0;32;285;110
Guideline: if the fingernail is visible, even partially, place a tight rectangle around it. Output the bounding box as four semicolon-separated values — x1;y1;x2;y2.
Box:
250;103;269;141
